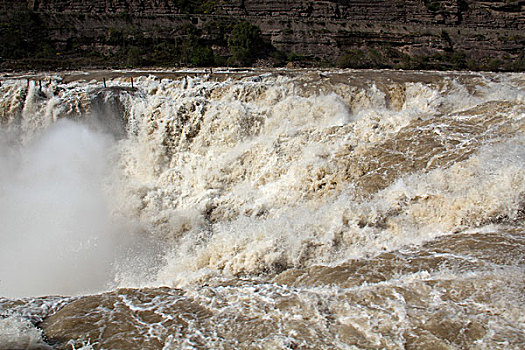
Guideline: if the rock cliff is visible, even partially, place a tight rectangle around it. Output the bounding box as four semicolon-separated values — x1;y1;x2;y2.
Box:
1;0;523;70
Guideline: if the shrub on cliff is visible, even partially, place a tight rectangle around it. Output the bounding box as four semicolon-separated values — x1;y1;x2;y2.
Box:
336;48;388;69
178;26;216;66
0;9;50;59
227;21;264;66
126;46;142;66
190;45;215;66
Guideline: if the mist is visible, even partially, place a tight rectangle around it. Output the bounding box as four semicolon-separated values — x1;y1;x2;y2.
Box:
0;119;120;297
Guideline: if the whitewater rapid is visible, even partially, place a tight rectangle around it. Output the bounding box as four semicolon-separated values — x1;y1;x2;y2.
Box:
0;69;524;349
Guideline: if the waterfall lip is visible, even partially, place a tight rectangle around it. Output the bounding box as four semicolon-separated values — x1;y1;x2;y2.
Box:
0;69;512;91
88;87;138;140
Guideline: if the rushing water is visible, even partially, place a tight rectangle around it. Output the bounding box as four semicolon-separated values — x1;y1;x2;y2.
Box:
0;69;523;349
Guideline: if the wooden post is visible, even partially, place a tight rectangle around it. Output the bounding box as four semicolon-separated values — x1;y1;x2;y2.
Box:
103;77;107;88
131;76;134;89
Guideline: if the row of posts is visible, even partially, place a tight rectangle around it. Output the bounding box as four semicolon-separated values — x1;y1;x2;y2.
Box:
4;70;214;92
2;68;216;90
102;77;134;88
2;76;136;92
3;71;214;91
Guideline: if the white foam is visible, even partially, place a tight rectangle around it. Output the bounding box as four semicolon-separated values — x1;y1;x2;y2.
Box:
0;316;49;349
0;71;523;292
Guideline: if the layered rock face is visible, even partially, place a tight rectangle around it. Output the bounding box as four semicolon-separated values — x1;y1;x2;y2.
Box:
1;0;524;68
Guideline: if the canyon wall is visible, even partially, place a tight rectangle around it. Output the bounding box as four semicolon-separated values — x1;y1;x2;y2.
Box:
1;0;524;69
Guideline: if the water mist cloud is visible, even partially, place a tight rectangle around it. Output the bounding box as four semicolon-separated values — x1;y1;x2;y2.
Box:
0;119;118;297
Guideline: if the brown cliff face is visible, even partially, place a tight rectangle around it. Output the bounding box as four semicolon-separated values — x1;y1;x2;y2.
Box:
1;0;524;70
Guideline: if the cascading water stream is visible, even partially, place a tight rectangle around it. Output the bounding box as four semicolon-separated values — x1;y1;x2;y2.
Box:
0;69;524;349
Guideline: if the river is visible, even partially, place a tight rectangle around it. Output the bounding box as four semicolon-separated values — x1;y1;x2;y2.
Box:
0;68;524;349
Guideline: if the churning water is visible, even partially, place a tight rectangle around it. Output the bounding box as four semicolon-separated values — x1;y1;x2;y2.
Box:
0;69;524;349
